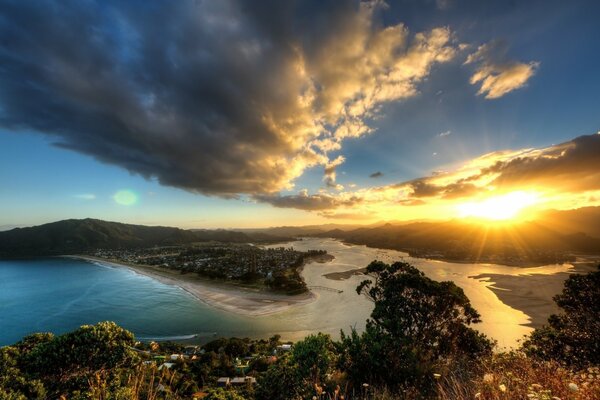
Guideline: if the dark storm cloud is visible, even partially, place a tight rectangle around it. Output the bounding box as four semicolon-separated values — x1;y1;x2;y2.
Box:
480;133;600;191
0;0;457;198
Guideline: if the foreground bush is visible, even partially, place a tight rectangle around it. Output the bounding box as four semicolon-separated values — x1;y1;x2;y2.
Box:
523;265;600;367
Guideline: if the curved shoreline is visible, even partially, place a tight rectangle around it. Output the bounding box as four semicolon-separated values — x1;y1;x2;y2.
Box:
65;255;317;317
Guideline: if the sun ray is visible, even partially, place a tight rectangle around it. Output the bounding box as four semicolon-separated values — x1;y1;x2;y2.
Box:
456;191;539;221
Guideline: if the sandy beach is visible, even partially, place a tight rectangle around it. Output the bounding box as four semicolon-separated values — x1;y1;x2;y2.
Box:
470;263;597;328
66;255;317;317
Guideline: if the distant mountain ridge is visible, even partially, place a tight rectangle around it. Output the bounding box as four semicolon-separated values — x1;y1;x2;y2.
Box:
2;207;600;260
312;208;600;263
0;219;288;257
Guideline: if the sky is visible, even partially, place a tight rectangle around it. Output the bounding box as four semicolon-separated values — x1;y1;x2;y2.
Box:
1;0;599;229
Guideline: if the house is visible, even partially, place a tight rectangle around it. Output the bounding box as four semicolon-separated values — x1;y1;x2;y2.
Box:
158;362;175;370
231;377;257;386
275;344;292;354
184;345;200;355
216;377;230;387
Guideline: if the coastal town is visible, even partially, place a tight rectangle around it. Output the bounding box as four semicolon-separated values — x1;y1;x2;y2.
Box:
91;244;331;294
132;335;294;396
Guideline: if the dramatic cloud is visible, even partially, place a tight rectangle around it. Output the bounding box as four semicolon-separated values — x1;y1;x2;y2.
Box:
479;133;600;192
295;132;600;218
466;41;538;99
0;0;457;198
370;171;384;178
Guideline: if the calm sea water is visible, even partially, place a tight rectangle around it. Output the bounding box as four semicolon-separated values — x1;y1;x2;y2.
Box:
0;238;574;348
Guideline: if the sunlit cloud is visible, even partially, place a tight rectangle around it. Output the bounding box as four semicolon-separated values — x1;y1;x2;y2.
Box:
323;156;346;189
466;41;539;99
283;133;600;221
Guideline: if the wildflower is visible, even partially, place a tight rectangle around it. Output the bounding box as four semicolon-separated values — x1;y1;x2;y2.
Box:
498;384;507;392
568;382;578;392
314;384;323;395
483;373;494;383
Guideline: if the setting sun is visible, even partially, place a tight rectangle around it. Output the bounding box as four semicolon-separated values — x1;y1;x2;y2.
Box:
456;191;539;221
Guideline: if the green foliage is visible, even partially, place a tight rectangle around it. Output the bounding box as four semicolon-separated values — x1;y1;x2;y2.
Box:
0;322;137;399
25;321;137;377
340;261;492;392
291;333;336;385
523;265;600;367
255;356;304;400
203;387;247;400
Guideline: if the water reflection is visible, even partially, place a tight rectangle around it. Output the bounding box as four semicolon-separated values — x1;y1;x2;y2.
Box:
268;238;574;349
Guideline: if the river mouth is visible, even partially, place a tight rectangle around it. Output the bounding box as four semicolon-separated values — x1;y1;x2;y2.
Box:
267;238;586;349
1;238;586;348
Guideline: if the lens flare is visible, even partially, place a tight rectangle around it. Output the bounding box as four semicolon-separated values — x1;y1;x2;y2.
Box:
113;190;138;206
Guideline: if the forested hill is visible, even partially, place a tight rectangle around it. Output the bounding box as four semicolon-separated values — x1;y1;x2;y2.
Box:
0;219;288;257
316;217;600;264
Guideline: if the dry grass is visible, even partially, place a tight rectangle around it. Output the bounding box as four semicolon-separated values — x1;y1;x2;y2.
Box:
83;353;600;399
437;352;600;400
87;364;184;400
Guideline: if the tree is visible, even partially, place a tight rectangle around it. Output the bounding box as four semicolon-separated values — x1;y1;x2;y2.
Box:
24;321;138;396
340;261;492;391
291;333;336;385
255;357;304;400
202;387;246;400
523;265;600;366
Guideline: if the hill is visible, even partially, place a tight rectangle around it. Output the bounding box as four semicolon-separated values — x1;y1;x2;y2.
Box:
315;207;600;264
0;219;288;257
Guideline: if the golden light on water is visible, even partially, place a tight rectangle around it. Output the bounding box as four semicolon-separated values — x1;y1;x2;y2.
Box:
456;191;539;221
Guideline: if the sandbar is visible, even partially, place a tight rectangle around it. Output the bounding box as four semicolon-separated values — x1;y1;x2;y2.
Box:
470;264;596;328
